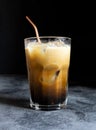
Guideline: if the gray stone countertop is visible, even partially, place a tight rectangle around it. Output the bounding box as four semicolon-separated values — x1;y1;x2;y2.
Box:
0;75;96;130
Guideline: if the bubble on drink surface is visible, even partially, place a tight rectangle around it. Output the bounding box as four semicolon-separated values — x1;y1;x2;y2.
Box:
47;41;65;47
26;42;37;52
40;44;48;53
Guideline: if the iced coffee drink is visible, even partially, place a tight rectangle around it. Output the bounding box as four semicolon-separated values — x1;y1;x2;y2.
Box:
24;37;71;110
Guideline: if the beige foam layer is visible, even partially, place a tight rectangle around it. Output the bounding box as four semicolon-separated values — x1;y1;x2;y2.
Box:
26;42;71;68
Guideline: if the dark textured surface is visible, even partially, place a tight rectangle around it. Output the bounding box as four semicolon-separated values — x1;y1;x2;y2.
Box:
0;75;96;130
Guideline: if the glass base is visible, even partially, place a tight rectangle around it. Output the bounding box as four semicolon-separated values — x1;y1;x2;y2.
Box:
30;98;68;111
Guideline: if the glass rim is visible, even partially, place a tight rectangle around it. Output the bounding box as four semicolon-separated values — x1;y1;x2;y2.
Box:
24;36;71;41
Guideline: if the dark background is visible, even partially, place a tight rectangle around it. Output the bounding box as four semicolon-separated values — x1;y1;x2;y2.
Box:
0;0;96;86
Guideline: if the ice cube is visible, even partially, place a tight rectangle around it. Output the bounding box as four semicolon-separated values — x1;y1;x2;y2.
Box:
40;64;60;84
